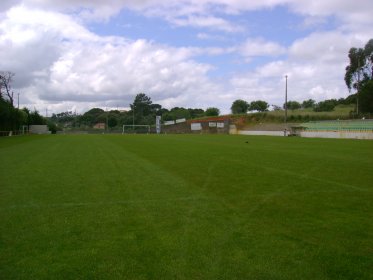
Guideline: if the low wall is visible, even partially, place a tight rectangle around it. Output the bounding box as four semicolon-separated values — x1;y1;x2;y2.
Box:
30;125;50;134
238;130;288;136
300;131;373;140
229;125;237;135
162;120;230;134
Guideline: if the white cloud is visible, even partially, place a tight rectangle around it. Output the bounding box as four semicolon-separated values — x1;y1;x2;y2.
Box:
196;32;227;41
287;0;373;24
1;6;228;113
230;54;351;107
239;38;286;59
1;1;372;115
3;0;372;35
3;1;373;25
289;32;364;63
228;30;370;106
169;15;244;32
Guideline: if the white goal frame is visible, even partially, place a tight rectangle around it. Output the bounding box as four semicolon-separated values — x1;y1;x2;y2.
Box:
122;125;151;134
22;125;29;135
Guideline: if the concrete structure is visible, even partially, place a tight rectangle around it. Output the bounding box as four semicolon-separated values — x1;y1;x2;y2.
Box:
229;125;238;134
29;125;50;134
189;116;230;134
300;131;373;140
93;123;106;129
231;119;373;139
238;130;289;137
161;116;231;134
296;120;373;140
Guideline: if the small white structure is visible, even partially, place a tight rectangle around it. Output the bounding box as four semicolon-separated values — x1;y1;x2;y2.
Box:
176;118;186;123
191;123;202;130
238;130;289;137
29;125;50;134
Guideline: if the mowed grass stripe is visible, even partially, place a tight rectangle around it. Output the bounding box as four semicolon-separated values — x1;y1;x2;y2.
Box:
0;134;372;279
0;135;226;279
1;135;200;208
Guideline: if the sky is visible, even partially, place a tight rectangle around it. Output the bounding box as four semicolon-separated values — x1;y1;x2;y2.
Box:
1;0;372;115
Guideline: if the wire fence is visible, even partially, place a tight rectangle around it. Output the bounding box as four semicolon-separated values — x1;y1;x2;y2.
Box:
0;130;26;137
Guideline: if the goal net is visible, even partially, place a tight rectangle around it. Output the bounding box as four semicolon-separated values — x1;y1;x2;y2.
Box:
122;125;151;134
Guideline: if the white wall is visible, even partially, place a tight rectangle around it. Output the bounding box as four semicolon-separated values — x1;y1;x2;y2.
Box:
29;125;50;134
300;131;373;140
238;130;288;136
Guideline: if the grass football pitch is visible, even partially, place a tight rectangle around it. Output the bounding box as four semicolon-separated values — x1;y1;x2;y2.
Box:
0;134;372;279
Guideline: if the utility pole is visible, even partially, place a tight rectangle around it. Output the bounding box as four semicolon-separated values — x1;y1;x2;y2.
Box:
285;75;288;124
357;60;360;115
17;92;19;109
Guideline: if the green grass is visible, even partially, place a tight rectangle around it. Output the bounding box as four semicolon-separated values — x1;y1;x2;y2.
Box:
267;104;355;118
233;104;355;126
1;134;372;279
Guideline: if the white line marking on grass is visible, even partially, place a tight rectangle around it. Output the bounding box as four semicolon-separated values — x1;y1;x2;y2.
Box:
213;185;372;219
227;157;369;192
268;166;368;192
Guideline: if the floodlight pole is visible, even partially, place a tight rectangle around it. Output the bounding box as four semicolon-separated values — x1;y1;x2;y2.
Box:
285;75;288;124
357;60;360;115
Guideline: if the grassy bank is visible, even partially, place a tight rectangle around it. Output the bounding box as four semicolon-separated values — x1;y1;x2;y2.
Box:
229;104;358;129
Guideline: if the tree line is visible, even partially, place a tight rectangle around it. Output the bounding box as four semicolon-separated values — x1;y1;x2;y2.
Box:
51;93;221;130
230;95;358;115
1;38;372;132
0;71;46;132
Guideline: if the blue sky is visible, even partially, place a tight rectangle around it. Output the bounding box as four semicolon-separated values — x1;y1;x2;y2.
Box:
90;6;306;72
1;0;372;114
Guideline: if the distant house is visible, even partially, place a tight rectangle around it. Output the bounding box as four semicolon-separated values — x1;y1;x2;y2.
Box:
93;123;106;129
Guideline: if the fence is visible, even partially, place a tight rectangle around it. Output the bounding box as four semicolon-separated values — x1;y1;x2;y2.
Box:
0;130;26;137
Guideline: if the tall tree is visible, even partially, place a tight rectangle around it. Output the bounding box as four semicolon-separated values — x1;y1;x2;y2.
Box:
359;80;373;113
249;100;269;112
0;71;15;105
80;108;104;126
302;99;316;109
364;39;373;80
205;107;220;116
169;107;191;120
344;48;366;91
188;108;205;118
345;39;373;113
231;99;249;114
131;93;153;118
23;108;46;125
313;99;338;112
284;101;301;110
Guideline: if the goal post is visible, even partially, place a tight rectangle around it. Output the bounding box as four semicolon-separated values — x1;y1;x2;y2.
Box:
122;125;151;134
22;125;29;135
